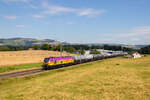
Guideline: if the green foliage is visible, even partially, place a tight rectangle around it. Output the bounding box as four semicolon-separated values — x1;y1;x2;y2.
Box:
90;49;100;54
91;45;103;49
122;47;136;53
0;63;42;73
140;45;150;54
33;45;40;50
65;45;90;50
64;46;76;53
79;49;85;55
52;45;63;51
41;44;51;50
0;46;28;51
103;45;122;51
0;46;11;51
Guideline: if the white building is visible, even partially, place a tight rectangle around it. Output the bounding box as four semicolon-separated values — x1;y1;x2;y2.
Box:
132;52;142;58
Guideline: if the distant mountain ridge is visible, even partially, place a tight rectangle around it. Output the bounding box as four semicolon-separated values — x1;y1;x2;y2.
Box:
0;37;148;49
0;38;58;46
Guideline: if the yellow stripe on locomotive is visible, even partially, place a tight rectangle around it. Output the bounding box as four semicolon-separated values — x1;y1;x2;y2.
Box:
44;57;74;66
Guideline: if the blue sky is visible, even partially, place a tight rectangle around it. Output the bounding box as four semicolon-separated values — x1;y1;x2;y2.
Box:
0;0;150;44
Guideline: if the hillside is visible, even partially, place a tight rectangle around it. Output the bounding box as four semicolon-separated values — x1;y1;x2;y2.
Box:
0;38;59;46
0;38;147;49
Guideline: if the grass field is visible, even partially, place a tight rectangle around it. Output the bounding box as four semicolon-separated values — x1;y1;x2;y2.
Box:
0;55;150;100
0;63;42;73
0;50;74;66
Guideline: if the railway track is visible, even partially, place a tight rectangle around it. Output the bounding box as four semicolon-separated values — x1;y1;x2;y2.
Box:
0;68;45;78
0;60;95;78
0;55;125;78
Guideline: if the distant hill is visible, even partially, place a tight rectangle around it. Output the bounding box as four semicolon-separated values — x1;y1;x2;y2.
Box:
0;38;148;49
68;43;148;49
0;38;59;46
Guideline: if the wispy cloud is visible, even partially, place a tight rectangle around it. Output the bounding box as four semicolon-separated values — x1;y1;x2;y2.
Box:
32;14;44;18
77;8;106;17
16;24;24;28
105;26;150;44
132;26;150;35
43;5;75;15
119;26;150;37
4;16;17;19
41;2;106;17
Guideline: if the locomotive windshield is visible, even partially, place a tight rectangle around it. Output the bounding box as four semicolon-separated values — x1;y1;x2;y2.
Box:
44;58;49;63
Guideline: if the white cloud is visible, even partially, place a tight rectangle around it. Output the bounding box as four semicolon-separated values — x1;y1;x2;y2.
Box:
132;26;150;35
4;16;17;19
32;14;44;18
41;2;105;17
16;25;24;28
43;5;75;15
77;8;106;17
105;26;150;44
119;26;150;37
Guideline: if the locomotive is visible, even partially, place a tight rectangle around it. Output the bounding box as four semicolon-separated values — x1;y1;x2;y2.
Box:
42;52;126;70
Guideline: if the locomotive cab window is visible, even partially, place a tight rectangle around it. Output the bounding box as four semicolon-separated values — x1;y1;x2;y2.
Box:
44;58;49;63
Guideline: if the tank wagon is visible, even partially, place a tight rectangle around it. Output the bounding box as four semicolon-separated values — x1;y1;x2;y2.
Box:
42;52;127;70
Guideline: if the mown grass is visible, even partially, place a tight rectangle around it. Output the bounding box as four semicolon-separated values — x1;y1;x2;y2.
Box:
0;63;42;73
0;55;150;100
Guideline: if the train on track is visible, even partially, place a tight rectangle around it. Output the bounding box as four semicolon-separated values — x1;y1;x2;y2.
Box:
42;51;127;70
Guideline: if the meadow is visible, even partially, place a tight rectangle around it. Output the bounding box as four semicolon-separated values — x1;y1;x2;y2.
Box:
0;50;73;66
0;55;150;100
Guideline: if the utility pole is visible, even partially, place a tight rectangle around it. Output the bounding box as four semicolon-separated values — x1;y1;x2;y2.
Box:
80;47;82;63
60;45;63;57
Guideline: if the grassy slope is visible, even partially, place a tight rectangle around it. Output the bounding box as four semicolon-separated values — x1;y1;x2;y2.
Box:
0;56;150;100
0;63;42;73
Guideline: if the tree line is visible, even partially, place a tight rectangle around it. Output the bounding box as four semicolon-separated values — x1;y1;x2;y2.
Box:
139;45;150;54
0;44;150;54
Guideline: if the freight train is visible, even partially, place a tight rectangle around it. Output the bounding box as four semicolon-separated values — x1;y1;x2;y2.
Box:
42;51;127;70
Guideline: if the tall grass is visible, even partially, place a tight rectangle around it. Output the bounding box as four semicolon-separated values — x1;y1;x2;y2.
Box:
0;56;150;100
0;63;42;73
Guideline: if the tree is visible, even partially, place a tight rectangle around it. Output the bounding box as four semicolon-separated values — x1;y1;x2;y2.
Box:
0;46;11;51
90;49;100;54
33;45;40;50
79;49;85;55
64;46;76;53
41;44;51;50
52;45;63;51
140;45;150;54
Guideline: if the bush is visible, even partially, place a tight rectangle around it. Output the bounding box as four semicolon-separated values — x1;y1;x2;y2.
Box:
90;49;100;54
140;45;150;54
41;44;51;50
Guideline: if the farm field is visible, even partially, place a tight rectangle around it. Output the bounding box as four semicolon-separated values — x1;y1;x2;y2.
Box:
0;63;42;73
0;55;150;100
0;50;73;66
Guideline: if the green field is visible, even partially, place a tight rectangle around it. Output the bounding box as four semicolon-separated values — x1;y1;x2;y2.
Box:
0;55;150;100
0;63;42;73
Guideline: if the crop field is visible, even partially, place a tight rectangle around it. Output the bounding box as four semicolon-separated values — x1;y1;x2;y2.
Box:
0;50;73;66
0;55;150;100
